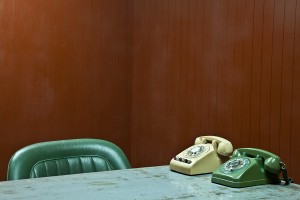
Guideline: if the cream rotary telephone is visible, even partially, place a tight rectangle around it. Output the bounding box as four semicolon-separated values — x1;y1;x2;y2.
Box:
170;136;233;175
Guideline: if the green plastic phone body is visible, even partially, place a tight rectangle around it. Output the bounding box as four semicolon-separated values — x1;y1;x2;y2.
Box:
211;148;282;188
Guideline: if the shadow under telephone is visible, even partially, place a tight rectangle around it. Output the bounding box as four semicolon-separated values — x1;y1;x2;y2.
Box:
170;136;233;175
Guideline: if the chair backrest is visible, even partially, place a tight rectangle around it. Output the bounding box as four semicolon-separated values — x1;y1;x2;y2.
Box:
7;138;131;180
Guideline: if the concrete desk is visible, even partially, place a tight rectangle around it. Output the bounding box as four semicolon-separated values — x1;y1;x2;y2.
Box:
0;166;299;200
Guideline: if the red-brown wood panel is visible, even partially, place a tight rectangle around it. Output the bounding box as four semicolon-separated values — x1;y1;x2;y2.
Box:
208;0;219;131
199;1;214;132
280;0;297;177
224;0;236;143
0;0;131;181
131;0;300;183
291;0;300;185
186;0;197;140
233;0;245;147
270;0;285;155
215;0;227;136
193;0;204;142
259;0;274;152
249;0;264;147
241;0;254;148
180;0;190;140
168;0;186;153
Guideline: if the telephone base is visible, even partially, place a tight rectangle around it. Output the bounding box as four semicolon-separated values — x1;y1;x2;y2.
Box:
170;169;211;176
169;163;215;175
211;151;282;188
211;176;280;188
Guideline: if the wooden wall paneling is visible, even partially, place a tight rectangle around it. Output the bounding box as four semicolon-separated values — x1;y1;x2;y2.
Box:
269;0;285;155
259;0;274;151
51;0;66;137
115;0;132;154
215;0;227;137
131;0;148;166
0;0;12;142
207;0;219;132
11;0;37;143
154;0;174;162
179;0;194;142
163;0;182;155
63;0;86;138
0;0;51;178
224;0;236;143
169;0;186;152
200;0;212;133
102;0;117;137
193;0;204;142
233;0;245;147
144;0;156;161
165;0;175;154
131;0;141;166
241;0;255;148
144;0;181;166
2;0;45;168
249;0;264;147
94;0;109;138
131;0;300;183
35;0;64;141
0;0;18;178
291;0;300;184
0;0;131;181
140;0;156;166
94;0;112;139
172;0;184;151
280;0;297;174
183;0;200;141
178;0;187;139
94;0;132;153
90;0;103;136
167;0;183;154
82;0;95;137
153;0;166;162
105;0;130;147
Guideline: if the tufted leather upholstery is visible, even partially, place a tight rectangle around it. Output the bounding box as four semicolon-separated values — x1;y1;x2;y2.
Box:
7;138;131;180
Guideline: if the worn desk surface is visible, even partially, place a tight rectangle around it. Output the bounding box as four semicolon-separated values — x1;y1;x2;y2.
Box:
0;166;299;200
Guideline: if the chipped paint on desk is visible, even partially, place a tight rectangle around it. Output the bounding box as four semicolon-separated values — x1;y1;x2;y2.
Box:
0;166;299;200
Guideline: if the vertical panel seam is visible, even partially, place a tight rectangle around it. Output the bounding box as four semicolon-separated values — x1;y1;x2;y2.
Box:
290;0;298;167
279;0;286;155
269;0;276;149
258;0;266;147
249;0;256;145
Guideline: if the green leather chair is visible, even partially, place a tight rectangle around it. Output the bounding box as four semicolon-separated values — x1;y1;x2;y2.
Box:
7;138;131;180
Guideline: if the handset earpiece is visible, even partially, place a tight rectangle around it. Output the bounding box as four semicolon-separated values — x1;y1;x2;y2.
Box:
264;157;281;174
216;140;233;156
195;136;233;156
195;137;207;144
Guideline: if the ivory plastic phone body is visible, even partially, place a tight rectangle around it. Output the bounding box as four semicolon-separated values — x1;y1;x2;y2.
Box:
170;136;233;175
211;148;282;188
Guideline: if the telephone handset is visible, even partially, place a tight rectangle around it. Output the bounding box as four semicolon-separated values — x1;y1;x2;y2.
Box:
170;136;233;175
212;148;293;188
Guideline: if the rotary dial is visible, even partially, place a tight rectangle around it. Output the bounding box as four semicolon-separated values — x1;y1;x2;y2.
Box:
185;145;209;158
221;157;250;173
